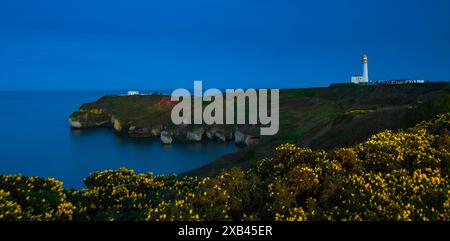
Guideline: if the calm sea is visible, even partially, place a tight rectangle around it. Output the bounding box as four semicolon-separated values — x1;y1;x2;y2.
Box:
0;90;237;189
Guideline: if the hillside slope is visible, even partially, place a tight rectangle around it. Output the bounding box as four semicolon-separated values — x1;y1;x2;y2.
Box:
189;82;450;176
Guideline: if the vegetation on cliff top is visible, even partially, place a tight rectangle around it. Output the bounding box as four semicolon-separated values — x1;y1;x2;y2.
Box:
1;113;449;221
71;83;450;142
71;94;172;128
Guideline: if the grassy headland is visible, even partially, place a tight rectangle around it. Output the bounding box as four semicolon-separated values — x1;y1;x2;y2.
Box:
69;83;450;175
68;82;450;175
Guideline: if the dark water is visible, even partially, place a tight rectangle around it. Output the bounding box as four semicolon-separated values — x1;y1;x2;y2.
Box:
0;90;237;189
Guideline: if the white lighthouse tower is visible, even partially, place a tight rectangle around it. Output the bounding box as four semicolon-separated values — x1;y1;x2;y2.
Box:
362;53;369;83
351;53;370;84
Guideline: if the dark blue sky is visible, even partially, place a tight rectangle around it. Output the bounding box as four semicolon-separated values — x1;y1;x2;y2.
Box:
1;0;449;90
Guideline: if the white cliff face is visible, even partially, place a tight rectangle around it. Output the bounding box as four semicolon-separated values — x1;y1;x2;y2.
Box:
160;131;173;144
111;116;122;132
186;128;204;142
69;118;83;128
70;107;255;145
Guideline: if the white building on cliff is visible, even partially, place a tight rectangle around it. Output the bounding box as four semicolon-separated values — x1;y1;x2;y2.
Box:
127;91;140;95
351;53;369;84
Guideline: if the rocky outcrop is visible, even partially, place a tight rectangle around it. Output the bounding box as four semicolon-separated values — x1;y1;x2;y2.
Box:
160;131;173;144
69;119;83;128
214;130;226;143
69;109;110;129
205;128;218;140
70;107;257;146
186;128;204;142
70;110;256;145
129;126;136;132
70;109;256;146
128;126;153;138
234;130;258;146
234;131;246;145
111;116;122;132
151;125;163;137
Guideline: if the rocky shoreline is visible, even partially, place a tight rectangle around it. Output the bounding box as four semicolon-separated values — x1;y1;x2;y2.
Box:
69;107;260;146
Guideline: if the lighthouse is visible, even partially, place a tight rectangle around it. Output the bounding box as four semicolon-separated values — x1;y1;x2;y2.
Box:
351;53;370;84
362;53;369;83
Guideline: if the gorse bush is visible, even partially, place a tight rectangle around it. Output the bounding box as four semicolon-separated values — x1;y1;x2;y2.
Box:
1;114;449;221
0;176;80;221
